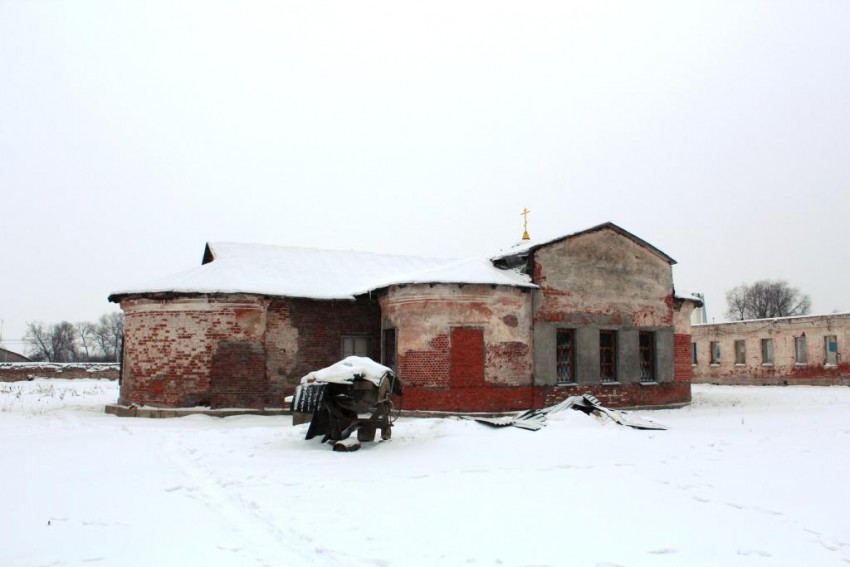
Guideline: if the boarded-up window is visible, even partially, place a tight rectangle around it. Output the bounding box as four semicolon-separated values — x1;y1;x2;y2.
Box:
342;335;370;358
639;331;655;383
600;330;617;383
450;327;485;387
556;329;576;385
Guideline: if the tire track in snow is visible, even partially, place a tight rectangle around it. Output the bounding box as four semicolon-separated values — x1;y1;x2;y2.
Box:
161;433;377;567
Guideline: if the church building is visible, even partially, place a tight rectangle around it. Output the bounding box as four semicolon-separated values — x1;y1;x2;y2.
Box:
108;222;700;412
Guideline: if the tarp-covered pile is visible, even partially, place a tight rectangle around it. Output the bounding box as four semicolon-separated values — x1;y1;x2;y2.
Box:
292;356;402;451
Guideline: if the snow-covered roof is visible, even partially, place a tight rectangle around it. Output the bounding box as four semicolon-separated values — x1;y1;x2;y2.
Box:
491;222;677;265
109;241;535;301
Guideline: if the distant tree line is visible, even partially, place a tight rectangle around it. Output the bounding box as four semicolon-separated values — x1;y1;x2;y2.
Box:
725;279;811;321
23;312;124;363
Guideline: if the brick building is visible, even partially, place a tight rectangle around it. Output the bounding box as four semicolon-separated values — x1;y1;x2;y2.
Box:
692;313;850;385
109;222;700;412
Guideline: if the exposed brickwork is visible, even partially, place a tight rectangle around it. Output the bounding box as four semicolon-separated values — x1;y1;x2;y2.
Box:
287;296;381;385
541;382;690;408
264;300;299;405
692;314;850;385
209;341;266;409
399;334;450;387
401;381;690;413
120;296;266;407
531;229;674;328
486;341;530;385
674;334;693;383
114;225;695;413
450;327;486;387
0;363;119;382
382;284;534;392
402;385;535;412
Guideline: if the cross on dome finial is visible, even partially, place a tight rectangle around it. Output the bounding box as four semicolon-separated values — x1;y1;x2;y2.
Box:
520;208;531;241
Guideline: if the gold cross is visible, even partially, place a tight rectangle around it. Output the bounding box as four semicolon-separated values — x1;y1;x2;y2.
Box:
520;208;531;240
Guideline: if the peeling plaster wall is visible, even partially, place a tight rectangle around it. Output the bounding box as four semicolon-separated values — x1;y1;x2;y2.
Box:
264;299;299;402
693;314;850;385
532;229;674;327
120;295;267;407
530;228;684;406
380;284;533;389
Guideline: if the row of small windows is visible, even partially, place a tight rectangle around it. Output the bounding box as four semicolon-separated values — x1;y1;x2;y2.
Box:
693;335;840;366
352;328;660;385
557;329;657;385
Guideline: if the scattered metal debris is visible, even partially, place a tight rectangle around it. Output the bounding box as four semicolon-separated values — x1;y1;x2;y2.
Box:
468;394;667;431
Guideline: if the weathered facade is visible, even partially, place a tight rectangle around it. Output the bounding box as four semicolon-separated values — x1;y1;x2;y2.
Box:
692;313;850;385
110;223;699;412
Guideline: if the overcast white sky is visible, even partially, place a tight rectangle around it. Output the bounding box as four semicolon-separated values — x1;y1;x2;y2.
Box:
2;0;849;353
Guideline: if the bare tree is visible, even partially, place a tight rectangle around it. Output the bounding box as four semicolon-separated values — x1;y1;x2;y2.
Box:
23;321;78;362
95;312;124;362
24;322;53;361
76;321;97;360
725;280;812;320
51;321;79;362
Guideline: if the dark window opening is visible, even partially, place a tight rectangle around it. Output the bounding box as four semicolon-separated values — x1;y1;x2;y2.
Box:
710;341;720;364
382;328;397;372
342;335;370;358
556;329;576;385
735;340;746;365
639;331;655;383
600;330;617;383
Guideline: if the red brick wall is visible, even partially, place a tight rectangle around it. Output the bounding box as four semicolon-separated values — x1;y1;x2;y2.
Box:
674;333;693;383
398;334;450;387
382;284;534;391
286;296;381;385
402;382;690;412
120;296;266;407
264;300;298;405
209;341;266;409
450;327;485;387
0;363;119;382
540;382;690;409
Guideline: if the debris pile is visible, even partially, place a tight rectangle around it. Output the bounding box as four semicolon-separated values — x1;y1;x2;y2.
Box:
467;394;667;431
291;357;402;451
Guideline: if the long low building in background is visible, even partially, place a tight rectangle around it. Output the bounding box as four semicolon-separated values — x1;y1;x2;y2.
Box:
692;313;850;385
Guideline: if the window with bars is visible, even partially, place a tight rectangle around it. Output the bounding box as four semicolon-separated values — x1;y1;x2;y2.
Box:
556;329;576;385
639;331;655;383
735;340;746;365
599;330;617;383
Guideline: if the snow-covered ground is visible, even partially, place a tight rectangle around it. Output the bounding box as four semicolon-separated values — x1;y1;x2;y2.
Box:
2;379;849;567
